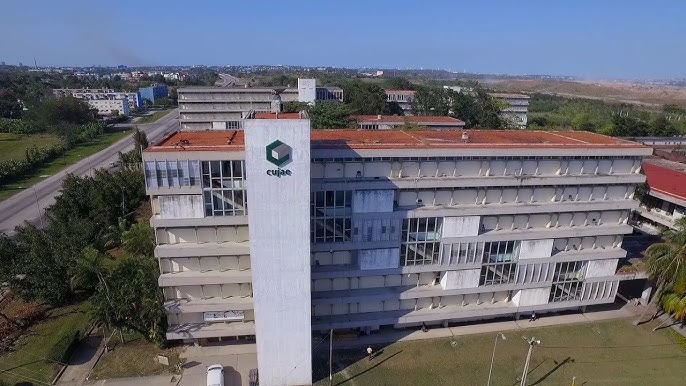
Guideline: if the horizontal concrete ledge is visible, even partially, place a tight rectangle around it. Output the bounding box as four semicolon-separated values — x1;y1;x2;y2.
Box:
164;297;254;313
155;242;250;258
167;321;255;340
311;298;616;330
151;215;249;228
158;270;252;286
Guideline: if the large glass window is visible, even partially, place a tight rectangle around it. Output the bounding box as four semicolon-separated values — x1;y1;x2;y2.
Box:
400;217;443;266
145;160;200;188
201;160;247;216
310;191;352;243
479;241;520;285
549;261;587;302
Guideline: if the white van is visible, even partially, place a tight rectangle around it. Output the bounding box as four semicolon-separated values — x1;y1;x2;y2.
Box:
206;364;224;386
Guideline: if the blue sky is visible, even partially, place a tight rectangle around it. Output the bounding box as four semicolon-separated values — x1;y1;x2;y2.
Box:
1;1;684;79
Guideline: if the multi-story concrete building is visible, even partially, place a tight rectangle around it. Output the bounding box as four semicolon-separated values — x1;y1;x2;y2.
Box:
386;90;416;113
84;96;130;116
140;84;169;104
636;157;686;231
354;115;465;130
143;121;650;385
489;93;530;128
53;88;142;111
177;79;343;131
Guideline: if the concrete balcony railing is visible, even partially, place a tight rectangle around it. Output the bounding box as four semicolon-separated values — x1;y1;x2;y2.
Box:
158;270;252;287
164;296;254;314
167;321;255;340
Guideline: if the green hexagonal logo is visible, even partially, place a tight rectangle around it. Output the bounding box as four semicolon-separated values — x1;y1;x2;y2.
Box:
266;139;291;167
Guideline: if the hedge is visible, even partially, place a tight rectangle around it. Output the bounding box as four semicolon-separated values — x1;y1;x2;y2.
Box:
45;329;81;364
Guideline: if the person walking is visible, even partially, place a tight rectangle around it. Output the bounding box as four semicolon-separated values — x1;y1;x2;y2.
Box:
367;346;373;361
529;311;536;322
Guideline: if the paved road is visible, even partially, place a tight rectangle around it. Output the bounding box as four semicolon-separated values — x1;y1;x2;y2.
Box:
0;110;179;236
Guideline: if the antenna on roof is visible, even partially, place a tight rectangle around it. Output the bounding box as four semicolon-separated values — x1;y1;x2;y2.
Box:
461;132;469;143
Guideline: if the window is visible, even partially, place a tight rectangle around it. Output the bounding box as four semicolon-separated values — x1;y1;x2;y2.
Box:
400;217;443;266
479;241;520;285
440;241;485;265
145;160;200;188
310;191;352;243
549;261;587;302
201;160;247;216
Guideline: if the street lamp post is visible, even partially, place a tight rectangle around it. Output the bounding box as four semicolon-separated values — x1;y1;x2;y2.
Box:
520;337;541;386
31;187;44;228
487;333;506;386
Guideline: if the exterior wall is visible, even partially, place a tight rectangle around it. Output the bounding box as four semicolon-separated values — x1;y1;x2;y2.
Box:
359;248;400;270
298;78;316;105
244;119;312;386
512;287;550;306
140;85;168;103
86;98;130;116
159;195;204;219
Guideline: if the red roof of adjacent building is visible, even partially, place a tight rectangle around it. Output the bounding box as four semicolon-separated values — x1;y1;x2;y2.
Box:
146;129;648;153
642;158;686;201
253;112;304;119
354;115;464;125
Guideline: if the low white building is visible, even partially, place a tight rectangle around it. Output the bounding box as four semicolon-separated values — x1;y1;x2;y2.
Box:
53;88;142;111
636;158;686;231
86;97;130;116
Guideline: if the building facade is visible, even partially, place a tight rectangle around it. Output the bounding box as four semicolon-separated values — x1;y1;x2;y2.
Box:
53;88;142;111
85;97;130;116
177;79;342;131
386;90;415;113
143;123;650;385
636;158;686;231
140;84;169;104
489;93;530;129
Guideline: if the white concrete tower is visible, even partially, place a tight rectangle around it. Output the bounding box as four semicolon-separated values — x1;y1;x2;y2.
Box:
244;118;312;386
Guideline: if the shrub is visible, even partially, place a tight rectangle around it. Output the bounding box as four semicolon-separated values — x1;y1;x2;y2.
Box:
45;329;81;364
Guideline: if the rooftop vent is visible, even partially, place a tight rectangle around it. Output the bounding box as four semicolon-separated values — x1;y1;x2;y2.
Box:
461;132;470;143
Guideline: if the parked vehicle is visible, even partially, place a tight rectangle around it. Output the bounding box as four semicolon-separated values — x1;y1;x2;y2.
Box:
206;364;224;386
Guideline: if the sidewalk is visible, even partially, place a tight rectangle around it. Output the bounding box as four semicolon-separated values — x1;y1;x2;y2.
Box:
328;300;647;349
56;328;105;386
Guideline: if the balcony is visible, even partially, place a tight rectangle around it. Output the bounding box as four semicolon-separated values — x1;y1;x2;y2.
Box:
167;321;255;340
164;296;253;313
159;270;252;286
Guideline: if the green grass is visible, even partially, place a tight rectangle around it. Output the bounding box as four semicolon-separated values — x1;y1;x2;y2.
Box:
89;333;181;380
0;129;132;202
136;110;171;124
0;303;91;386
314;319;686;386
0;133;61;163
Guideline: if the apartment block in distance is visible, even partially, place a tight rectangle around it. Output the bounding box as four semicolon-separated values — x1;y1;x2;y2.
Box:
143;121;650;385
489;93;530;128
53;88;142;111
177;78;343;131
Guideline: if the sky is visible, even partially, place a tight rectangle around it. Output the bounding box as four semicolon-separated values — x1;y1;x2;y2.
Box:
1;0;684;80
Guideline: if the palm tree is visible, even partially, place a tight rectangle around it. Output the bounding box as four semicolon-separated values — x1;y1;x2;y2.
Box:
70;246;109;294
652;287;686;330
103;217;127;250
121;220;155;258
637;217;686;325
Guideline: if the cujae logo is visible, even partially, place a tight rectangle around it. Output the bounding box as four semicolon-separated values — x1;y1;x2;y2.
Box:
265;139;292;177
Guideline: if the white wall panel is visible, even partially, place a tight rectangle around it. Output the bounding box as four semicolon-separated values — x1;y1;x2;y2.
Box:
442;216;481;238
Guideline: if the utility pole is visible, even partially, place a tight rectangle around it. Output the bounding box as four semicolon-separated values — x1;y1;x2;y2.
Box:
329;328;333;386
520;337;540;386
31;187;44;228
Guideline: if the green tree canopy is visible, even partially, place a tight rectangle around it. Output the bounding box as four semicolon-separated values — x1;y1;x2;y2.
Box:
25;97;98;126
309;102;355;129
0;89;23;119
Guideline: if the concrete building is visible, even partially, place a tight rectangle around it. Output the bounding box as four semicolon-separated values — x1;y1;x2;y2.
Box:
53;88;142;111
85;96;130;116
177;79;343;131
354;115;465;130
489;93;530;128
636;158;686;231
140;84;169;104
143;121;650;384
386;90;415;113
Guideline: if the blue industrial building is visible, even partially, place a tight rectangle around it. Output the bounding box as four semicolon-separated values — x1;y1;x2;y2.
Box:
139;84;168;104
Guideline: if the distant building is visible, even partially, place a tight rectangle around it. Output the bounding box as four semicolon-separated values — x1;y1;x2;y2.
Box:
636;157;686;232
177;78;342;131
386;90;415;113
85;96;130;116
354;115;465;130
489;93;530;129
53;88;142;111
139;84;169;104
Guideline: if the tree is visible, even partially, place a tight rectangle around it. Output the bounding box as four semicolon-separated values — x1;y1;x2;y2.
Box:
638;217;686;325
411;86;450;116
90;256;166;344
133;127;149;152
70;246;109;294
383;101;404;116
0;89;23;119
282;101;309;113
309;102;355;129
121;219;155;258
649;116;679;137
339;81;387;114
25;97;98;126
383;77;415;91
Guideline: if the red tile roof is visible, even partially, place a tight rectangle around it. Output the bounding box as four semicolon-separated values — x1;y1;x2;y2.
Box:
642;158;686;201
146;129;648;153
354;115;465;125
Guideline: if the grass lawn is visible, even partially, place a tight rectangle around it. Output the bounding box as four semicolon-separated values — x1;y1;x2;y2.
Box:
136;109;171;124
89;333;182;380
314;319;686;386
0;302;91;386
0;133;61;163
0;129;132;202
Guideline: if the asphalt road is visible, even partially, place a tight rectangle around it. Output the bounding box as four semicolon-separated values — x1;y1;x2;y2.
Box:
0;110;179;236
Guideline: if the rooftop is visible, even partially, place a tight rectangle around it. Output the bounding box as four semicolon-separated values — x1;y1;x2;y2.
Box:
254;112;304;120
354;115;464;125
146;129;648;153
642;158;686;201
489;93;531;99
385;89;416;94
